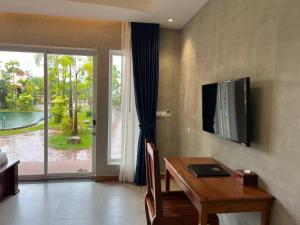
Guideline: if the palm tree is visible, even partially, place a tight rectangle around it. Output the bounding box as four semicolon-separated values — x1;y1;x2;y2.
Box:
73;69;81;135
82;56;93;110
4;60;22;110
57;56;74;118
73;56;93;135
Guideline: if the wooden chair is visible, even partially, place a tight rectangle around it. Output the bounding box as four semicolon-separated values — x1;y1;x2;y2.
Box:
144;140;219;225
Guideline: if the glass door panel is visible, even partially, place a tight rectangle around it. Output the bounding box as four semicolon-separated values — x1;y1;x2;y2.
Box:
47;54;93;174
0;51;45;175
108;51;122;164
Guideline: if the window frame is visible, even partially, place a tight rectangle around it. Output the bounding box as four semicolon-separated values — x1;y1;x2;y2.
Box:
107;50;122;165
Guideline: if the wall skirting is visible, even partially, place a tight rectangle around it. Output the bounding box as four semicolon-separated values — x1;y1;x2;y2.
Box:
94;176;119;182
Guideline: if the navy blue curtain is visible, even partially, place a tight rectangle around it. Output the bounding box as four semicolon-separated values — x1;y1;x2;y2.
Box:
131;22;160;186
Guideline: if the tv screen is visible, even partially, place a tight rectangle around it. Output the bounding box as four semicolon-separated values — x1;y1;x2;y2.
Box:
202;77;250;147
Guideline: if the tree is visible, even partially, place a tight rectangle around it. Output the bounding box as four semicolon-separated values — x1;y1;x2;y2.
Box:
73;70;80;135
48;55;60;100
2;60;23;110
57;56;73;100
36;54;74;122
81;56;93;109
0;65;10;109
31;77;44;104
111;65;122;109
18;77;34;95
51;96;67;123
35;54;60;101
0;79;8;109
73;56;93;135
16;93;34;111
16;77;36;111
68;64;73;119
34;54;93;136
56;55;75;120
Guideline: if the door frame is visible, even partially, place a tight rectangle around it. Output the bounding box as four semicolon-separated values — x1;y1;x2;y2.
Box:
0;44;97;180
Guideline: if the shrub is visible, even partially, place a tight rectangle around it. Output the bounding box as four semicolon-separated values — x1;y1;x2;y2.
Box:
85;109;92;117
16;94;34;111
78;121;90;135
0;80;9;109
61;118;73;136
5;93;15;110
51;96;67;123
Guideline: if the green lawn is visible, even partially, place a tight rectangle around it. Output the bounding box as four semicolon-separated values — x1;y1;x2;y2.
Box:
0;122;44;136
48;132;92;150
0;112;93;150
48;111;93;150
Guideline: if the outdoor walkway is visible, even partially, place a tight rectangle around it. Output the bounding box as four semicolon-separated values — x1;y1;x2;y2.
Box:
0;130;92;175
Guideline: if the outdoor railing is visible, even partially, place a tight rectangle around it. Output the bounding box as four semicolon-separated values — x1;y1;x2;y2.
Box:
0;116;6;129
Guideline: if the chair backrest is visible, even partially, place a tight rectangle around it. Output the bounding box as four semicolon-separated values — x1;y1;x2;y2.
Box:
145;139;163;218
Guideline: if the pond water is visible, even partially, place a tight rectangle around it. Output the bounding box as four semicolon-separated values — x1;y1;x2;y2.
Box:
0;112;44;130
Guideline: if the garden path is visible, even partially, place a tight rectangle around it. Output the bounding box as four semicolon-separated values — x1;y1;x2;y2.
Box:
0;130;92;175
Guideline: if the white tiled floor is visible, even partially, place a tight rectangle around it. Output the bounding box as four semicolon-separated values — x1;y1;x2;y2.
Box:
0;181;147;225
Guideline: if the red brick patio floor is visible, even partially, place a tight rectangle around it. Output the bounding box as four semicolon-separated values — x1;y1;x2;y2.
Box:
0;130;92;175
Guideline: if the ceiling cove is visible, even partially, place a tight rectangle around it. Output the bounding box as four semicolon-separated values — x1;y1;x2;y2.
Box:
0;0;208;28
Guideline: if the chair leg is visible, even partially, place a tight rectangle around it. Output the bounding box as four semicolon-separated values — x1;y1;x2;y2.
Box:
145;199;151;225
208;214;219;225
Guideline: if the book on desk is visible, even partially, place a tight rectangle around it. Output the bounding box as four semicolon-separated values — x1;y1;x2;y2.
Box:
187;164;230;177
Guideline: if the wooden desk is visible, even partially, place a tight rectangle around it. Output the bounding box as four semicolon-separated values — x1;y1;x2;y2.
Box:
164;157;274;225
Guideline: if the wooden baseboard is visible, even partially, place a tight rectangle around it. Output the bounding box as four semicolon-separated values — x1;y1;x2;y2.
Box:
94;176;119;182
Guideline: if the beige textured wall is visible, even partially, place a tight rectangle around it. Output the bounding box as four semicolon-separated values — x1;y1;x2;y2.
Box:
0;13;121;176
157;29;180;165
0;15;180;176
178;0;300;224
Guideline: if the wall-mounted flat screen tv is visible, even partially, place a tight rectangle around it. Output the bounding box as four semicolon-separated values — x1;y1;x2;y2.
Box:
202;77;250;147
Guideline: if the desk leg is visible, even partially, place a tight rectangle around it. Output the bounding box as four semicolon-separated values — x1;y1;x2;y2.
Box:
199;213;207;225
199;207;208;225
165;169;170;192
261;202;272;225
7;164;19;195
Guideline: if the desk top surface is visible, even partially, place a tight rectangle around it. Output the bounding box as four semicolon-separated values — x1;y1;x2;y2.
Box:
165;157;273;203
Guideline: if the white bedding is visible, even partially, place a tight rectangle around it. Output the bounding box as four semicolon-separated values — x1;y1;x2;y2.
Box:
0;150;8;166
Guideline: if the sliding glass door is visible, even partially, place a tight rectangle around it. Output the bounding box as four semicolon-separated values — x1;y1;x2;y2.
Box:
47;54;94;174
0;47;96;178
0;51;45;176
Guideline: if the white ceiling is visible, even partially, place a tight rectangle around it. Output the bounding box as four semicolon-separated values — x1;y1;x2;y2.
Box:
0;0;208;28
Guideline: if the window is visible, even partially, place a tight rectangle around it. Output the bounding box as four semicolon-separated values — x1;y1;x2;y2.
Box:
108;50;122;164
